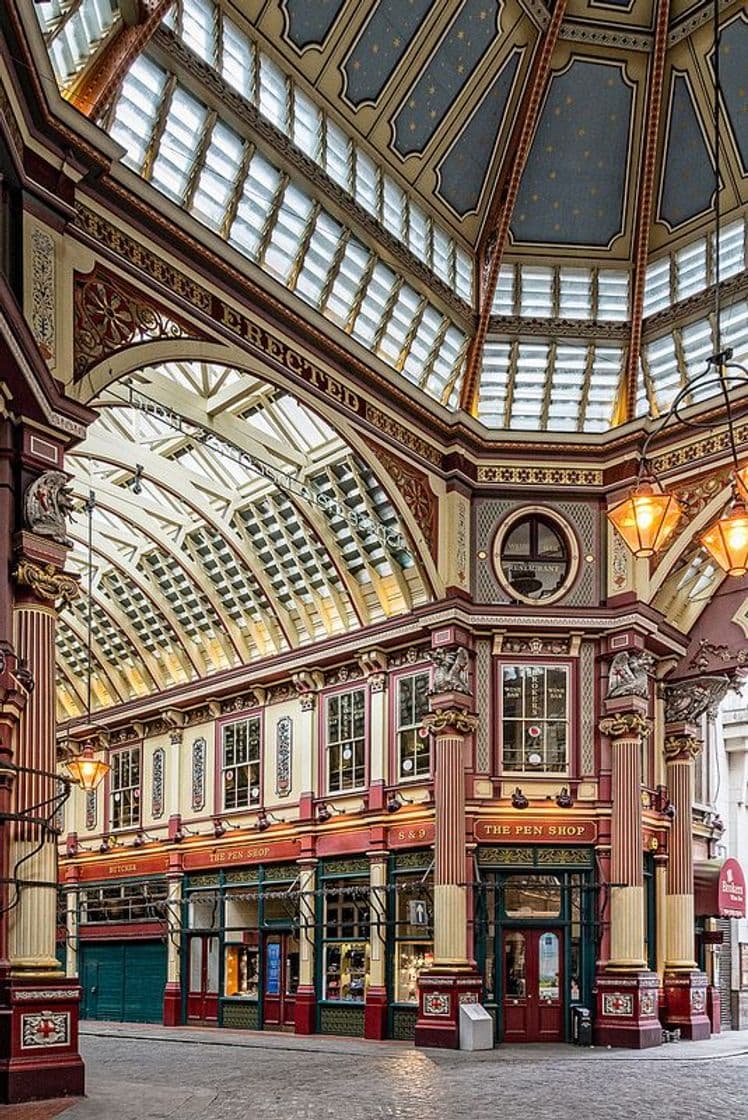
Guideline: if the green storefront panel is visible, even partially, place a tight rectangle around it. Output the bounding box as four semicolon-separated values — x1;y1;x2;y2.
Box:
80;941;166;1023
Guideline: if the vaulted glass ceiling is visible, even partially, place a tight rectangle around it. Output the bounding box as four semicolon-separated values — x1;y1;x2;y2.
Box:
33;0;748;432
57;362;428;718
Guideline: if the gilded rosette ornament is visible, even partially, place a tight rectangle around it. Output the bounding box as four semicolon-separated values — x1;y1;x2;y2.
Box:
14;560;79;605
422;709;479;737
599;712;651;739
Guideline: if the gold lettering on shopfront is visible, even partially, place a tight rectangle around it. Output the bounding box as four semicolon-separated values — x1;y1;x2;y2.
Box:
208;846;271;864
108;863;137;874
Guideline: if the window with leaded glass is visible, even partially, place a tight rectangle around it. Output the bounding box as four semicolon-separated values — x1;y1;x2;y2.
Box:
501;665;569;773
325;689;365;793
110;746;141;829
222;717;261;810
397;672;431;780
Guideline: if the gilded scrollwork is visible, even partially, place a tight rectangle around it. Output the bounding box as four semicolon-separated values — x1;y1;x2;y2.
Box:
598;713;651;739
664;734;702;762
14;560;79;605
422;708;479;737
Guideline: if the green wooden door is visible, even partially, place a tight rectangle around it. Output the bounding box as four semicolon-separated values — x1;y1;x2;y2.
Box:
79;941;166;1023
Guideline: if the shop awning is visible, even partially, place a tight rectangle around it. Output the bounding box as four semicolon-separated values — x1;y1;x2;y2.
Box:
694;858;747;919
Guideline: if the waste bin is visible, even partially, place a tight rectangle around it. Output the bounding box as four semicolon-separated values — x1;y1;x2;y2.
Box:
571;1006;592;1046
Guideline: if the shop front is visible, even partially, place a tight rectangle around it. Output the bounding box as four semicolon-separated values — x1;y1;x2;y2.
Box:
474;843;597;1044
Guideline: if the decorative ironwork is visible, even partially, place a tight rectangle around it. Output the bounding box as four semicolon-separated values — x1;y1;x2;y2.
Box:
191;737;206;812
151;747;165;819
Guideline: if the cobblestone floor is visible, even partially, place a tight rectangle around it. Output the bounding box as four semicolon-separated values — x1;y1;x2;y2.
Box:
26;1026;748;1120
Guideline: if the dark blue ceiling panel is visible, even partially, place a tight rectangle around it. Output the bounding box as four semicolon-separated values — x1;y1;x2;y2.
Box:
392;0;501;158
342;0;436;109
437;49;521;217
716;17;748;173
659;74;714;230
511;60;634;247
281;0;346;51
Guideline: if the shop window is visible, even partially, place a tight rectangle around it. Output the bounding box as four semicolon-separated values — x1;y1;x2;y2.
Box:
393;874;433;1004
224;890;259;997
189;891;221;931
225;943;259;999
110;746;141;829
323;880;370;1001
222;716;261;810
501;664;569;773
325;689;366;793
80;881;167;923
397;672;431;781
503;875;562;918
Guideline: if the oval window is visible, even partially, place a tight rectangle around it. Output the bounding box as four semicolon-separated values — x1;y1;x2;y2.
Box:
493;511;577;604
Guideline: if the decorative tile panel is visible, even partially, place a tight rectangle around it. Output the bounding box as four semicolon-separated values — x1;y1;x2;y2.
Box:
602;992;633;1017
152;747;165;819
423;992;451;1016
640;990;656;1017
191;738;206;812
21;1010;70;1048
276;717;292;797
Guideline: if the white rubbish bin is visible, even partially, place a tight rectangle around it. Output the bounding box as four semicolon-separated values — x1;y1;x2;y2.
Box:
459;1003;494;1051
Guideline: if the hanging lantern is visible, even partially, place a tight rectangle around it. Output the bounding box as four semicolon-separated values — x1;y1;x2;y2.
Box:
607;480;683;558
701;502;748;576
64;747;109;792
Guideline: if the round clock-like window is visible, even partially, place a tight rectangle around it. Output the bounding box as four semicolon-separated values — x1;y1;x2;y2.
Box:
492;508;578;605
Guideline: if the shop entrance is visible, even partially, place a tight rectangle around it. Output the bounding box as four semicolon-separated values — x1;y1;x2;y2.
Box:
262;930;299;1029
187;934;219;1022
502;928;564;1042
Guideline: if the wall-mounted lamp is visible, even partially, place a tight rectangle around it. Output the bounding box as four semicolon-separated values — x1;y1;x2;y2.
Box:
256;810;282;832
213;818;243;838
386;792;413;813
133;830;160;848
316;802;344;823
555;787;574;809
99;834;119;854
511;787;529;810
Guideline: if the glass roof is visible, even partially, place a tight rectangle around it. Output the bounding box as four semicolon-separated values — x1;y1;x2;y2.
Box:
56;363;429;718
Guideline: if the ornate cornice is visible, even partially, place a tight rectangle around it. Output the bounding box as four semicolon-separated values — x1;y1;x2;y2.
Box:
477;464;603;486
423;709;479;737
598;713;651;739
14;560;79;605
664;734;702;762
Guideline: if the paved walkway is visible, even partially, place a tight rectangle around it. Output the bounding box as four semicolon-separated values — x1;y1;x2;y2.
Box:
6;1024;748;1120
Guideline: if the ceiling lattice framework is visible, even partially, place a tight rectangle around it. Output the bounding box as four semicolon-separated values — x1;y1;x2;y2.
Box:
32;0;748;433
56;361;428;719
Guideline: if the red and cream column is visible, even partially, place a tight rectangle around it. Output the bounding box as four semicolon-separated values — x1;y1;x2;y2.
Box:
364;850;388;1040
662;725;709;1039
162;852;183;1026
414;671;481;1049
595;704;661;1048
294;845;317;1035
0;537;84;1101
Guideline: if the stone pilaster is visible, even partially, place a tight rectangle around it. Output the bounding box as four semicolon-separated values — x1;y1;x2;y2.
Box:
359;650;387;811
162;853;183;1026
414;690;481;1049
294;856;317;1035
594;702;661;1048
364;851;388;1040
662;726;710;1039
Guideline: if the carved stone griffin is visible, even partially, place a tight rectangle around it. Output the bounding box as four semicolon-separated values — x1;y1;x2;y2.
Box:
431;646;470;694
24;471;74;546
664;673;745;725
606;650;656;700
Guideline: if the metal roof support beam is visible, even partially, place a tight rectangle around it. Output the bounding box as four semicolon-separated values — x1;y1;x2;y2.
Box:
459;0;568;416
622;0;672;422
69;0;174;120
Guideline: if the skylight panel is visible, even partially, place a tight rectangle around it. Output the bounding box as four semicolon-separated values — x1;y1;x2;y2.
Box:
40;0;117;87
429;324;466;400
720;302;748;368
510;342;549;428
228;151;282;259
520;267;553;318
351;262;397;348
259;53;288;131
559;269;591;320
548;346;585;429
109;55;167;172
408;202;430;260
354;148;379;219
584;346;622;430
402;306;442;385
182;0;215;65
191;122;245;231
598;270;629;321
378;284;422;366
222;18;253;99
646;333;680;411
675;238;707;302
383;179;406;243
432;226;452;288
643;257;671;317
293;87;321;160
294;211;344;306
324;119;351;191
264;182;315;283
324;239;371;327
715;220;746;281
477;341;510;428
455;248;473;304
681;319;714;398
492;266;514;316
150;87;208;203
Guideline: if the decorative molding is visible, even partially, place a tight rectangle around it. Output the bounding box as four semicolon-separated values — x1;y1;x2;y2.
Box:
14;990;79;1000
423;708;479;737
610;526;630;591
602;993;634;1017
220;689;266;713
276;716;292;797
73;265;200;379
21;1011;70;1048
30;227;56;364
688;638;748;674
664;734;702;761
151;746;165;819
191;737;206;812
362;438;438;558
474;639;491;772
363;405;442;466
652;423;748;476
477;465;603;486
488;314;629;339
13;560;79;605
494;634;570;656
431;646;470;693
559;21;651;51
423;992;451;1016
324;664;363;686
599;713;651;739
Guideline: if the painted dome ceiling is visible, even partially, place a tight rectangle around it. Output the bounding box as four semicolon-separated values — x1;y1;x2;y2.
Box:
35;0;748;431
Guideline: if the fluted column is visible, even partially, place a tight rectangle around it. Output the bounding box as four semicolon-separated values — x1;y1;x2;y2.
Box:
8;560;77;974
294;856;317;1034
664;732;700;971
599;712;650;970
162;853;183;1025
364;851;388;1039
424;707;478;966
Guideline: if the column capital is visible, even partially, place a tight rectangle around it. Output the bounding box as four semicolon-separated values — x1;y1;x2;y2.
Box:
423;706;478;737
664;734;701;762
599;712;651;739
13;559;78;607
